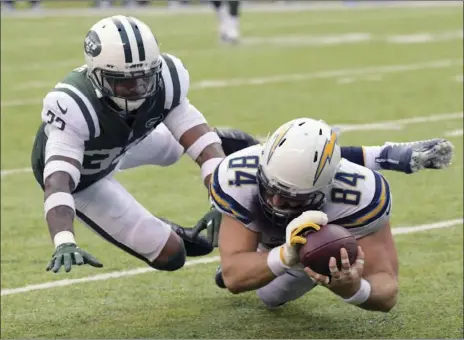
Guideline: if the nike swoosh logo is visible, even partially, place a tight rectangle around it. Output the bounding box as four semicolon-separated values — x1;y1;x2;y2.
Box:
57;101;67;114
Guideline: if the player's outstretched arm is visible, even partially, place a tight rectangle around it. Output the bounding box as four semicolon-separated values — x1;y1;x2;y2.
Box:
306;222;398;312
218;214;274;294
40;88;104;273
43;153;103;274
220;211;328;294
163;99;226;189
178;122;226;188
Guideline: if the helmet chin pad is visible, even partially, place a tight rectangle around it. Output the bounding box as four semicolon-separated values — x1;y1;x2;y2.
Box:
111;97;145;111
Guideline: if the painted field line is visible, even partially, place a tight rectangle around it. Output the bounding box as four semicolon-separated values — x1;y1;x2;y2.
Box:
1;218;462;297
2;59;461;108
445;129;464;137
1;1;461;19
1;111;461;177
334;111;463;133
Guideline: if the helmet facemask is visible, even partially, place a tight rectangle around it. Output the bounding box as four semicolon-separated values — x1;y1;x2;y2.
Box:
88;56;162;113
256;164;328;229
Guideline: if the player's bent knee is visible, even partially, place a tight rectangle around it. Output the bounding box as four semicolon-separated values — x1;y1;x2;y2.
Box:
256;289;286;308
149;231;186;271
150;245;186;271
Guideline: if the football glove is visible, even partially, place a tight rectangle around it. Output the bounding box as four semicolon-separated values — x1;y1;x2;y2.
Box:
46;243;103;273
281;211;328;266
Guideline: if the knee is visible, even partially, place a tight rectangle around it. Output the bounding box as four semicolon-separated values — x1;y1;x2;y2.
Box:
256;288;286;308
149;231;186;271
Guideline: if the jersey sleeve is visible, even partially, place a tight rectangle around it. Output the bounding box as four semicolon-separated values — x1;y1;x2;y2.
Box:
42;83;101;140
41;84;100;164
329;170;392;239
160;53;190;111
209;159;254;227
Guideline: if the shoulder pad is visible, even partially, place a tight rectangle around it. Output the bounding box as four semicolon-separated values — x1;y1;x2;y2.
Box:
160;53;190;111
328;163;392;238
42;83;101;140
209;158;255;226
209;147;264;226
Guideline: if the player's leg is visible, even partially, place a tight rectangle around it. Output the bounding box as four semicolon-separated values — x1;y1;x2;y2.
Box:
118;123;184;170
211;1;228;42
257;268;317;308
73;176;187;271
111;127;214;256
227;0;241;43
341;139;454;174
119;124;260;171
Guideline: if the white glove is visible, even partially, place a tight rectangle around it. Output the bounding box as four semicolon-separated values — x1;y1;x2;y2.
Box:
267;211;328;276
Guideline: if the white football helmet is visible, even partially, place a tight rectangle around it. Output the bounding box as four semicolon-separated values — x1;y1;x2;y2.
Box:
257;118;342;227
84;15;162;112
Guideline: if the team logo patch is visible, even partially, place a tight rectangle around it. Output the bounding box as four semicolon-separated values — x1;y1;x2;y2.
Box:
145;115;164;129
84;30;102;58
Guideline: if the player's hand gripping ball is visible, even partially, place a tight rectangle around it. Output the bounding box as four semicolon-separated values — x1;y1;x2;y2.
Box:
298;224;358;277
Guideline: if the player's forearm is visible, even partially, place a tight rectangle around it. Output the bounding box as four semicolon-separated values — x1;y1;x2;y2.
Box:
196;143;225;187
357;272;398;312
222;252;276;294
178;123;225;188
44;172;75;241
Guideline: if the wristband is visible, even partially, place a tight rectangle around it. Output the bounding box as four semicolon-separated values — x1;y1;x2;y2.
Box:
53;231;76;249
44;192;75;217
267;246;290;277
343;278;372;305
201;157;223;181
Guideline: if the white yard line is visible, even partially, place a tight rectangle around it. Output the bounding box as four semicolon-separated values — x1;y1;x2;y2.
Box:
445;129;464;137
1;218;462;296
7;31;462;75
1;1;460;19
4;58;460;108
240;30;462;47
334;112;463;133
1;111;462;177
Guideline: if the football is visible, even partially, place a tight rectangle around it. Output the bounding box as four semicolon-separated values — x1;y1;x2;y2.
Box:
298;224;358;277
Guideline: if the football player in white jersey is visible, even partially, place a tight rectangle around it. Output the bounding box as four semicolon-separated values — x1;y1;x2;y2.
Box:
195;118;453;312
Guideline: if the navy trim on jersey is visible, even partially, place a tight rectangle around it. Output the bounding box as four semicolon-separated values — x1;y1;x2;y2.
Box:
331;172;391;229
127;17;146;62
76;211;151;264
161;54;181;108
209;166;253;225
112;17;133;64
51;88;96;139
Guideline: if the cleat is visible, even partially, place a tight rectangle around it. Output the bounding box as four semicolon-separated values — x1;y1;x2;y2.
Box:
379;139;455;174
159;217;214;257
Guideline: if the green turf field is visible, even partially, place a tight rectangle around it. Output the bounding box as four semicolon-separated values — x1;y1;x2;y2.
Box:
1;3;463;338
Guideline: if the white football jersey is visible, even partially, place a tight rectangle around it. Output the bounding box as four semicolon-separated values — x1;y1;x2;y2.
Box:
210;144;392;248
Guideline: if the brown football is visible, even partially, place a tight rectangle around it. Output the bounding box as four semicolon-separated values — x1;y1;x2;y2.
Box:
298;224;358;277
